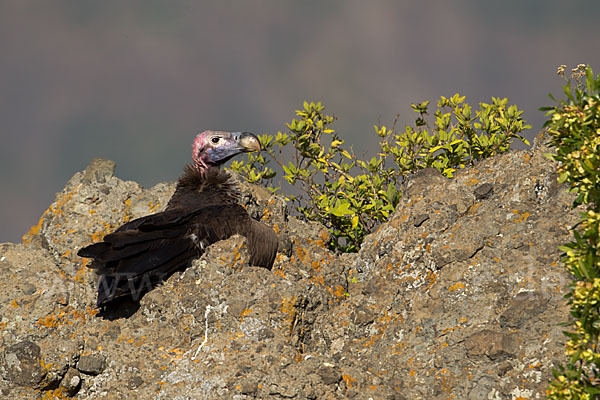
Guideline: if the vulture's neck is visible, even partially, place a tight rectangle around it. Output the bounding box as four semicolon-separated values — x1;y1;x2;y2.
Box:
167;164;241;208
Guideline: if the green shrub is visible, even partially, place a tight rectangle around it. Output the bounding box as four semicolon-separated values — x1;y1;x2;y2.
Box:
546;65;600;400
232;97;530;252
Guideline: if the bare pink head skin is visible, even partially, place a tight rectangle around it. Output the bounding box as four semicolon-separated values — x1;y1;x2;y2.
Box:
192;130;261;171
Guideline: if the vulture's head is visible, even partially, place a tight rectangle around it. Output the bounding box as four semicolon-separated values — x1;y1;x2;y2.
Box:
192;130;261;170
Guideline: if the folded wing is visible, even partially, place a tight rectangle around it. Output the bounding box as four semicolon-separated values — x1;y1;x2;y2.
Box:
78;204;277;306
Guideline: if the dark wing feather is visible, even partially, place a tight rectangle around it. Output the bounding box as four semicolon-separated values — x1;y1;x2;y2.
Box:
112;209;196;233
108;238;195;275
246;220;278;269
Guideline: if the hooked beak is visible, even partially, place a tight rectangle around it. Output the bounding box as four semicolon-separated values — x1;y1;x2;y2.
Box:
233;132;261;153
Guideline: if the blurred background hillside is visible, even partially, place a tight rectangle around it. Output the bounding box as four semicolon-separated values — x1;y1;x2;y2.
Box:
1;0;599;243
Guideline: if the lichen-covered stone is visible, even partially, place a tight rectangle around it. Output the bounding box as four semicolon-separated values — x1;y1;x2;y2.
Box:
77;354;105;376
0;142;578;398
1;340;44;388
60;367;82;396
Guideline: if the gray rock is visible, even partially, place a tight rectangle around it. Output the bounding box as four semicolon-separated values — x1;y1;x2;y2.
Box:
473;182;494;200
499;291;548;328
81;158;116;184
1;341;44;388
77;354;105;376
413;213;429;227
1;143;580;399
317;363;341;385
60;367;82;396
464;329;513;361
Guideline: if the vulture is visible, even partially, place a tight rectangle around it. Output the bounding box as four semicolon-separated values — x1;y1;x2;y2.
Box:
78;131;278;307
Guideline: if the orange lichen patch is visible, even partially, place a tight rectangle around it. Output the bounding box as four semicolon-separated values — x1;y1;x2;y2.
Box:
86;305;99;316
90;230;105;243
441;324;464;335
332;285;348;298
147;201;161;213
37;309;69;329
72;265;90;283
466;177;480;186
23;191;79;244
512;210;530;223
41;388;70;399
275;252;288;263
280;296;298;332
429;342;449;354
448;282;465;291
308;231;330;248
310;274;325;286
10;299;19;308
262;206;274;222
238;308;253;323
39;358;56;375
272;223;280;234
435;368;451;378
342;374;357;388
424;270;438;291
390;341;408;355
310;260;321;272
293;240;310;265
70;309;87;323
228;332;246;342
272;268;287;279
22;214;46;243
468;203;481;215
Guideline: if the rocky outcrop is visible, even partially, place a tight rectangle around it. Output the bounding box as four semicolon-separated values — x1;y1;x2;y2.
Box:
0;141;577;399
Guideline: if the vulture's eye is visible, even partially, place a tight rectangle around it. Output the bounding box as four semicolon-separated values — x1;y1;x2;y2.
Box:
211;137;220;144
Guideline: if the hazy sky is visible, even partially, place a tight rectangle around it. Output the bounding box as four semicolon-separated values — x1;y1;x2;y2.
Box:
1;0;599;243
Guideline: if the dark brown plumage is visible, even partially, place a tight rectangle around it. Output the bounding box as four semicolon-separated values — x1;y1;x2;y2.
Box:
77;131;278;307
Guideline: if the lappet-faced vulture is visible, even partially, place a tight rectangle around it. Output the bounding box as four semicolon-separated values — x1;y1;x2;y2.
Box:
78;131;278;307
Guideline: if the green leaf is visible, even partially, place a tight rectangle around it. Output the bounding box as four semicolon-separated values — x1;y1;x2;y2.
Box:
330;200;354;217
